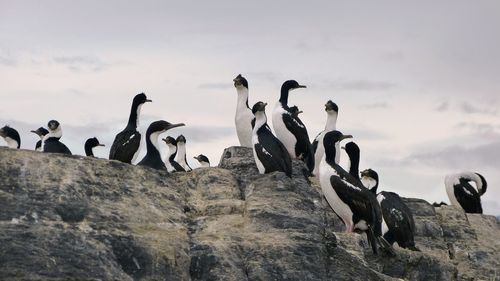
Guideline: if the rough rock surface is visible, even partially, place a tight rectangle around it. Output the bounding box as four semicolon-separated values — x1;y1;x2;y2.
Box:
0;146;498;280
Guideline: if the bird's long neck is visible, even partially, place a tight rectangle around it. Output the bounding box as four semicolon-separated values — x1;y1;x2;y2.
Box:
325;111;338;131
165;144;177;162
127;103;142;129
324;141;339;166
279;88;290;106
146;130;162;157
460;172;486;195
85;145;94;157
176;142;187;162
346;151;360;181
236;88;250;110
46;128;62;139
253;112;268;132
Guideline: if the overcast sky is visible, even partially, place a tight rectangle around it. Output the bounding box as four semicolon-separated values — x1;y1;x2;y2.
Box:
1;0;499;215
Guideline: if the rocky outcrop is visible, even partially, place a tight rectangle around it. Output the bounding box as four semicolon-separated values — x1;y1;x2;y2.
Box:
0;146;498;280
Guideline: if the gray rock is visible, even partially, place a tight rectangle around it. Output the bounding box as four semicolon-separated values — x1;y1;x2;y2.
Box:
0;146;499;280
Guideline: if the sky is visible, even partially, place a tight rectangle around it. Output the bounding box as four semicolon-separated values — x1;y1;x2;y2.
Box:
1;0;499;215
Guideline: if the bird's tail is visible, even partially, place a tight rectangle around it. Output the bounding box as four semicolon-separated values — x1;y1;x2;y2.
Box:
377;235;397;256
366;227;378;255
304;144;315;174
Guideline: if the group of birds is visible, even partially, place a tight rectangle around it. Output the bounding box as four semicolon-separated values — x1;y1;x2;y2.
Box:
0;93;210;171
231;74;488;255
0;73;489;256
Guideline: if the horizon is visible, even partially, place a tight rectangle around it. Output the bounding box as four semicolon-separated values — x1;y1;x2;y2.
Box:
1;0;499;215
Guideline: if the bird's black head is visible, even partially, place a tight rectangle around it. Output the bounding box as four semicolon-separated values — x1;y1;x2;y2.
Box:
30;127;49;137
233;74;249;89
0;125;8;137
344;141;360;157
323;130;353;146
361;168;379;182
475;172;487;195
281;80;306;92
85;137;104;148
162;136;177;145
176;134;187;143
289;105;303;117
194;154;210;163
325;100;339;112
47;120;60;131
133;93;152;105
252;101;267;114
148;121;185;134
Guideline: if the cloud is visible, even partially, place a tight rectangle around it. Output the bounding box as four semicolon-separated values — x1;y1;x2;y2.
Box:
52;55;107;72
434;101;449;112
454;122;500;138
0;51;17;66
459;102;497;115
323;80;396;92
405;141;500;169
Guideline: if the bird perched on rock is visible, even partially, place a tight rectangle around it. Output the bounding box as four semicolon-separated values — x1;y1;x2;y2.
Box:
0;125;21;149
445;172;487;214
43;120;72;155
84;137;105;157
252;101;292;177
233;74;254;147
109;93;151;164
30;127;49;151
138;121;185;170
194;154;210;167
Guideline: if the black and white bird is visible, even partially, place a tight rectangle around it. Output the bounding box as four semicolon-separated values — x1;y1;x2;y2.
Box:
162;136;185;172
233;74;254;147
175;135;192;171
43;120;72;155
289;105;303;118
312;100;339;176
109;93;151;164
84;137;105;157
342;141;363;187
252;101;292;177
272;80;314;173
360;169;419;251
0;125;21;149
445;172;487;214
138;121;185;170
319;131;394;255
30;127;49;151
194;154;210;168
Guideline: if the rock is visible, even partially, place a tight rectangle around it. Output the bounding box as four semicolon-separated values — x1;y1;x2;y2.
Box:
0;146;499;280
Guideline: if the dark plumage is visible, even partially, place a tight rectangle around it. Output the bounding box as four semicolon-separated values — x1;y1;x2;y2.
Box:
43;120;71;155
193;154;210;167
319;131;394;255
84;137;105;157
272;80;314;174
0;125;21;149
30;127;49;151
109;93;151;164
361;169;419;251
252;101;292;177
445;172;487;214
138;121;185;170
162;136;185;172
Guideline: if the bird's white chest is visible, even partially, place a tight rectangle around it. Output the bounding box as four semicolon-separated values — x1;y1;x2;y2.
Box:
445;175;461;207
251;131;266;174
235;108;253;147
319;158;353;226
272;103;297;158
3;137;19;149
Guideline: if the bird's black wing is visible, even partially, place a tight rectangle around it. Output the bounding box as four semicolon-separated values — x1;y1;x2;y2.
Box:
454;180;482;213
255;127;292;177
109;129;141;163
282;113;314;172
312;132;320;154
35;140;42;151
43;139;72;155
379;191;416;248
171;160;186;172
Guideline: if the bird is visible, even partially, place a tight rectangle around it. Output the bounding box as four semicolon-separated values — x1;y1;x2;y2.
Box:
251;101;292;177
0;125;21;149
445;172;487;214
161;136;185;172
84;137;105;157
43;120;72;155
312;100;339;176
272;80;314;174
361;169;419;251
233;74;254;147
341;141;363;187
30;127;49;151
289;105;303;118
138;121;185;170
194;154;210;168
109;93;151;164
175;135;192;171
319;130;394;255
